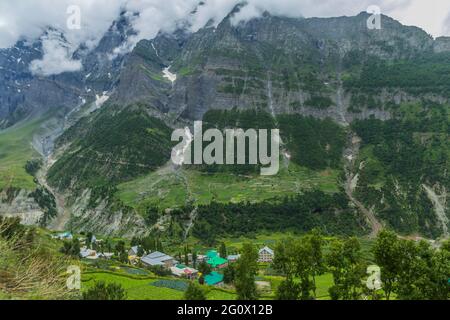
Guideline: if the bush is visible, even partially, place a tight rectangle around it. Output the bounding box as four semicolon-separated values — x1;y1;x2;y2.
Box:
82;281;127;300
184;282;207;300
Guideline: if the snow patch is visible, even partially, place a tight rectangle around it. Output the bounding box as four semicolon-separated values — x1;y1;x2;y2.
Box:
163;66;177;84
172;127;193;166
95;92;110;108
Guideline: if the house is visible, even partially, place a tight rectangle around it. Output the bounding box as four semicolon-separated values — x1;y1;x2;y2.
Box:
170;264;198;280
206;250;219;259
205;272;224;286
227;254;241;262
206;250;228;269
141;251;177;268
80;248;98;260
128;246;140;257
258;246;274;263
98;252;114;259
53;232;73;240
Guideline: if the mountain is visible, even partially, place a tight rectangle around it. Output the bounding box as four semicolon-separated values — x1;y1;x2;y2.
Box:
0;10;449;240
0;12;134;130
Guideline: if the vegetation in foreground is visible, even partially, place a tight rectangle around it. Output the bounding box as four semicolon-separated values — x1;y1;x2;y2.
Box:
0;217;75;300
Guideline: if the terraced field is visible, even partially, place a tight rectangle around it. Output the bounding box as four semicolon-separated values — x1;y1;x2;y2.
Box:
116;163;340;210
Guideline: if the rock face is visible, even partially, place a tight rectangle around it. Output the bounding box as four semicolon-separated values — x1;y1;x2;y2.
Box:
110;12;447;124
0;14;133;129
67;189;148;238
1;12;446;128
0;189;44;225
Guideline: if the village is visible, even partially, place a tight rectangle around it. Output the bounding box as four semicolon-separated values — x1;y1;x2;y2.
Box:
52;231;276;288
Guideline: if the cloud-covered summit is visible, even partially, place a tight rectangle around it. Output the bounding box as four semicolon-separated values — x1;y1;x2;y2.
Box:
1;0;449;76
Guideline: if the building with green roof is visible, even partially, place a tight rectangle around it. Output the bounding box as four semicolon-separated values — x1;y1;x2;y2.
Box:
205;272;224;286
205;250;228;269
206;250;218;259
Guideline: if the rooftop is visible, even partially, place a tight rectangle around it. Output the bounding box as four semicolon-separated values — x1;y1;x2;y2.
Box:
205;272;224;285
259;246;274;255
207;256;228;268
141;251;175;266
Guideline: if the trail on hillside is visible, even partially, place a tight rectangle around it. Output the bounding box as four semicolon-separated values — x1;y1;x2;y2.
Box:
343;132;382;238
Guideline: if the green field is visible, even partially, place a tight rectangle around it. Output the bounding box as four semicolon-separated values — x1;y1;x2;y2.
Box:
81;269;335;300
0;116;50;190
82;271;237;300
116;163;340;210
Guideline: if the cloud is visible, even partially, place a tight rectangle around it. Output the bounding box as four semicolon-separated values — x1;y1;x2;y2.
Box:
0;0;125;76
1;0;450;76
29;30;82;76
111;0;200;57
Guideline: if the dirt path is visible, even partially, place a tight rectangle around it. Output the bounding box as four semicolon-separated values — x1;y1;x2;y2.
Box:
35;158;70;231
343;132;382;238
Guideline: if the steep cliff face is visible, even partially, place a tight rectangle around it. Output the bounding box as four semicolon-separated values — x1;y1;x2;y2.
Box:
158;12;437;122
0;188;54;226
66;188;148;237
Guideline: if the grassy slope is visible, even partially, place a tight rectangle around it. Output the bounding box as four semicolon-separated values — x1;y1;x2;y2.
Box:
116;163;340;210
0;116;49;190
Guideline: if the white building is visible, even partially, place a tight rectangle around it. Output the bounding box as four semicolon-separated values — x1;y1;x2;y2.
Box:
258;246;274;263
141;251;177;268
80;248;98;260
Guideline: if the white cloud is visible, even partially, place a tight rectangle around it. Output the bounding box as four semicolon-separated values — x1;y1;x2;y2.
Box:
110;0;199;58
1;0;450;76
29;30;82;76
0;0;125;75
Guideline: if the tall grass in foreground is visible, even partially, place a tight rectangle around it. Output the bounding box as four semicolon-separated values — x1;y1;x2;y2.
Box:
0;218;75;300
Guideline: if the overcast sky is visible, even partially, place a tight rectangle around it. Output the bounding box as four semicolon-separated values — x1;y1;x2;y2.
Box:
1;0;450;75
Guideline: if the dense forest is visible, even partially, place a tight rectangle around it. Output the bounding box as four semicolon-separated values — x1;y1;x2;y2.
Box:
48;105;174;193
345;53;450;97
191;190;368;244
193;109;346;174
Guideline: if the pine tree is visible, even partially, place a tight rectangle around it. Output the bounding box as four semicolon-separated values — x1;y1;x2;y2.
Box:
235;243;259;300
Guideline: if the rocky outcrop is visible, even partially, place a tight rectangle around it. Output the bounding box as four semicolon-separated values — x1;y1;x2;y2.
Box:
68;189;148;237
0;189;44;225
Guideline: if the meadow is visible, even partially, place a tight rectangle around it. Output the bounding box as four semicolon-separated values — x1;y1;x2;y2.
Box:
116;163;340;210
81;269;335;300
0;114;56;190
82;271;238;300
